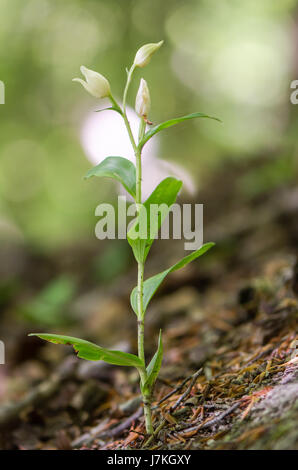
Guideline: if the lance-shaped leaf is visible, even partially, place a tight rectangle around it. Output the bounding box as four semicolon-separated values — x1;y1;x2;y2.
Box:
95;106;123;115
85;156;136;199
130;242;215;315
29;333;143;368
143;330;163;393
138;112;221;149
127;177;182;263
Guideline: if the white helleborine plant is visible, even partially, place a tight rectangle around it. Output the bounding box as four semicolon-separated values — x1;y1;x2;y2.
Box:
31;39;220;437
73;65;111;99
133;41;163;68
135;78;151;118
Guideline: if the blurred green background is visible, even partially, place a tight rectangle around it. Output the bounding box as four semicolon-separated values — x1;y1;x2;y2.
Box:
0;0;298;326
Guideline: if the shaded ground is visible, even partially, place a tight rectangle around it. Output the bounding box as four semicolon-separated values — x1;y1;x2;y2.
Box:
0;254;297;450
0;160;297;450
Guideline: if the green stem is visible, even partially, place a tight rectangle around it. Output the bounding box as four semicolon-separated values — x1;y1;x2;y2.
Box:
138;116;146;143
123;65;135;114
120;67;153;434
135;120;153;435
137;263;145;360
123;112;137;153
108;94;122;114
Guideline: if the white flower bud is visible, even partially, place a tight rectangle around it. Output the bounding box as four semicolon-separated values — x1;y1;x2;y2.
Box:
135;78;151;118
133;41;163;68
72;65;111;99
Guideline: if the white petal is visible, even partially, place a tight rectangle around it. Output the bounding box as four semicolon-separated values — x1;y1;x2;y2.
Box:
73;65;110;99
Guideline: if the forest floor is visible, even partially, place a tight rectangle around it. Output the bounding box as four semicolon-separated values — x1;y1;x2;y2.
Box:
0;162;297;450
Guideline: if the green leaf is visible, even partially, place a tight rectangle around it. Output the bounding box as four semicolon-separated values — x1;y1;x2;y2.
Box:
143;330;163;393
29;333;143;368
139;112;221;148
85;156;136;199
130;242;215;315
95;106;122;115
127;177;182;263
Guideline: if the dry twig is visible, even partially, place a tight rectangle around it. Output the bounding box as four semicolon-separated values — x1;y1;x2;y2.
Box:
170;368;203;412
180;401;240;435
